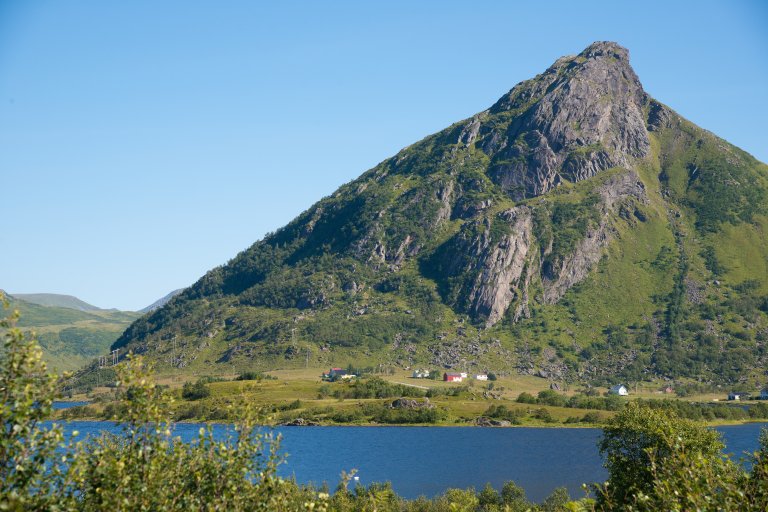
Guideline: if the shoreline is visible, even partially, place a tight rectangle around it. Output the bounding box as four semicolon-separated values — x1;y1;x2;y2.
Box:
52;414;768;429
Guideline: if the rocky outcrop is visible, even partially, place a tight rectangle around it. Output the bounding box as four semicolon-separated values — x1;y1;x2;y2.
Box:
647;100;673;131
540;224;609;304
475;417;512;427
465;208;534;326
541;170;648;303
281;418;319;426
390;398;435;410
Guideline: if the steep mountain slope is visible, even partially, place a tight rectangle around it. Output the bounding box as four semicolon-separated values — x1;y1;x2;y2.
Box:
107;42;768;386
140;289;184;313
3;295;140;372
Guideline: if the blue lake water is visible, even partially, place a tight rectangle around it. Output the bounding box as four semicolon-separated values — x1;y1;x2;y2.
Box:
52;401;90;410
53;415;768;502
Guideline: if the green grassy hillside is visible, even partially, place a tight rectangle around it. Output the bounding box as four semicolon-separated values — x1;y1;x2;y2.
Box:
5;296;140;373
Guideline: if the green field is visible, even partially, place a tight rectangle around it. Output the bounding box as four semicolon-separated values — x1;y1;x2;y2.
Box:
60;367;767;429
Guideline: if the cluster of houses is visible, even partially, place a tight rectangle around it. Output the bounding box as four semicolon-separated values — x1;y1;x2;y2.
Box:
320;368;768;403
410;369;489;382
727;389;768;401
319;365;768;404
608;385;768;401
442;372;488;383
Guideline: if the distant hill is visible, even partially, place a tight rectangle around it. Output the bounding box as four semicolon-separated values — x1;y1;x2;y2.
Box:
101;41;768;387
140;289;184;313
2;294;140;373
11;293;106;312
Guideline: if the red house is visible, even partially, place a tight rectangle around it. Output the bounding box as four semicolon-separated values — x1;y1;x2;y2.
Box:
444;372;463;382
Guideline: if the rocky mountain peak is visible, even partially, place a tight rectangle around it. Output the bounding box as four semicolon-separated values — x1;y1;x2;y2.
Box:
578;40;631;62
479;41;649;200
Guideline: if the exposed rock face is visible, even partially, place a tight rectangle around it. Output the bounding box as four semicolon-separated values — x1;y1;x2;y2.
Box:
477;42;650;200
465;208;533;326
434;169;648;326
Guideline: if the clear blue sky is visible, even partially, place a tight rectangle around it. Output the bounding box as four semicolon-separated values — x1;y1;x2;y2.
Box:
1;0;766;311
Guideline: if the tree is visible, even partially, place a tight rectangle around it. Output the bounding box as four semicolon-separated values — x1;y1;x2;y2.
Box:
596;401;725;509
477;482;501;510
742;429;768;509
501;480;531;511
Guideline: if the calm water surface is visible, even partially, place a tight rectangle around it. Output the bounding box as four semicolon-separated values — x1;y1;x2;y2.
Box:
54;414;768;502
52;401;89;410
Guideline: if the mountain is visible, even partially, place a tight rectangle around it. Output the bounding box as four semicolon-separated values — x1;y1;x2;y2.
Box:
3;294;140;372
10;293;105;312
140;289;184;313
107;42;768;386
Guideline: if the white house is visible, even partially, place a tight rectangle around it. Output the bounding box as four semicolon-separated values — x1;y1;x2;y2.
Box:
459;372;468;379
728;392;742;401
609;384;629;396
412;369;430;379
474;374;488;381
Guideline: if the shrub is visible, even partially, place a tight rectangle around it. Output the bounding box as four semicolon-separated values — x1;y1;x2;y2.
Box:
581;411;603;423
483;404;523;424
279;399;302;411
532;408;557;423
516;392;537;404
235;371;275;381
537;389;568;407
181;379;211;400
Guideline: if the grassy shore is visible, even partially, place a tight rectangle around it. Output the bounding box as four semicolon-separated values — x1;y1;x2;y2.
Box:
57;367;768;428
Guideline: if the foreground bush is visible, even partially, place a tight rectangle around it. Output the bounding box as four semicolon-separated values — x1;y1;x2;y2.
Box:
0;304;65;510
596;402;768;511
0;300;311;511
